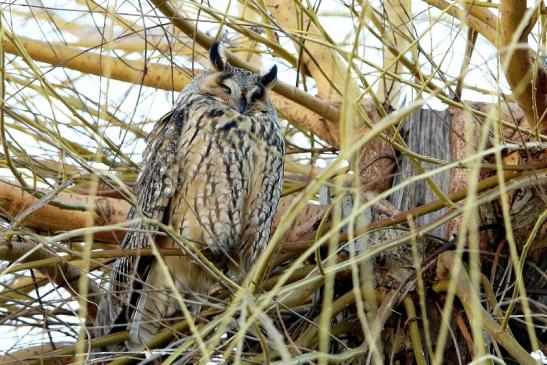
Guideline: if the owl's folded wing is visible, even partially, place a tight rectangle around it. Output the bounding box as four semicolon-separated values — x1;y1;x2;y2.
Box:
95;107;184;337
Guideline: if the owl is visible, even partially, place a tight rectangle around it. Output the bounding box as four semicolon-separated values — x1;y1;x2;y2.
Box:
96;42;285;350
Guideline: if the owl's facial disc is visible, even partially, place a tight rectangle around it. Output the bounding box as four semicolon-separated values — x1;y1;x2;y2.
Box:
201;72;262;114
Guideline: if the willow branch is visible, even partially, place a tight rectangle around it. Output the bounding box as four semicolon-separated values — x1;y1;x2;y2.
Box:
433;251;537;365
0;239;102;310
376;0;412;107
403;296;427;365
23;332;128;365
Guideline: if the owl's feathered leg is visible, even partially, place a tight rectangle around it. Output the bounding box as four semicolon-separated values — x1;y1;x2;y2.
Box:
128;261;176;350
128;256;211;351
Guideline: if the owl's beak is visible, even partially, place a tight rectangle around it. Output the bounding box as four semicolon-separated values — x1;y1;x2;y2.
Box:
239;98;247;114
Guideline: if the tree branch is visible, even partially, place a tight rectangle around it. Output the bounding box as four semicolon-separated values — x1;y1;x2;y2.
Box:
500;0;547;132
0;239;102;320
3;34;341;146
0;180;130;243
424;0;498;45
4;35;192;90
149;0;340;124
434;251;537;365
0;182;329;248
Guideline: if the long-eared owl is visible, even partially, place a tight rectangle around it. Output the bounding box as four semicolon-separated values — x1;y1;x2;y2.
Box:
96;42;285;349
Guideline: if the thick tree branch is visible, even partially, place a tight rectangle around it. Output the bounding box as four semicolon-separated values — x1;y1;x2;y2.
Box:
3;34;341;146
265;0;356;103
0;180;130;243
270;93;340;147
0;181;327;248
265;0;396;192
424;0;498;45
3;161;546;251
4;35;193;90
500;0;547;132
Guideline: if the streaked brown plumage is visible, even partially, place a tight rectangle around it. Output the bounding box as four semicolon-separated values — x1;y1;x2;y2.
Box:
96;42;284;349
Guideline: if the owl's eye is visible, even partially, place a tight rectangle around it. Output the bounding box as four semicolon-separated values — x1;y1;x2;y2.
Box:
250;86;264;102
221;84;232;94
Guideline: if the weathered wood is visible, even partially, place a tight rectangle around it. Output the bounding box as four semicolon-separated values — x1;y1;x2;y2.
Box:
389;109;452;239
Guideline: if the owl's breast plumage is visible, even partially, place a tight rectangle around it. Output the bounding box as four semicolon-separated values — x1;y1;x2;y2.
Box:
165;95;284;274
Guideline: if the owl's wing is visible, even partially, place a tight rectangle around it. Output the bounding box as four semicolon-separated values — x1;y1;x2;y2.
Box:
96;108;184;336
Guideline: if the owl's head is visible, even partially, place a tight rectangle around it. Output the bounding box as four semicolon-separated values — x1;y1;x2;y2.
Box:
199;42;277;115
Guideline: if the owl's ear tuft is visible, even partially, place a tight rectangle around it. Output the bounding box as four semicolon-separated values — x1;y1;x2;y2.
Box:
209;42;228;71
260;65;277;89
